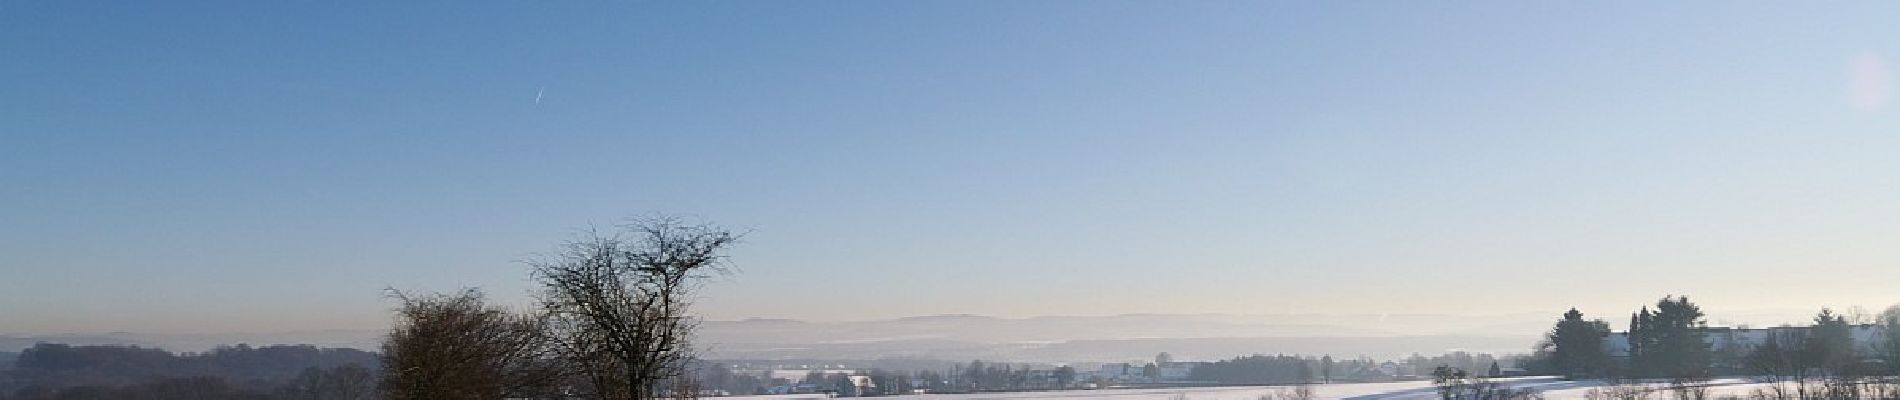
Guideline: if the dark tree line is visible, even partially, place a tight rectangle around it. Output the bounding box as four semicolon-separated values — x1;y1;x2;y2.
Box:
676;359;1074;396
1187;354;1313;384
0;343;377;400
1401;352;1504;379
955;360;1019;392
687;362;774;396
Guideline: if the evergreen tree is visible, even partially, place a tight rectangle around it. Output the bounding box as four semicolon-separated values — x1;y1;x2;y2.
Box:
1548;308;1611;379
1320;355;1335;383
1627;306;1650;376
1807;308;1855;376
1629;296;1710;379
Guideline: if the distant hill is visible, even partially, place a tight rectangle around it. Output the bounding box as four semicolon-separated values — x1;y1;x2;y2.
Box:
687;309;1833;362
1015;335;1538;361
7;309;1821;362
3;313;1556;362
694;312;1551;362
699;334;1537;362
697;312;1535;344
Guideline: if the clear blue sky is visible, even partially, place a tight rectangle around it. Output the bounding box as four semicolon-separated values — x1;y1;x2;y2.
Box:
5;1;1900;334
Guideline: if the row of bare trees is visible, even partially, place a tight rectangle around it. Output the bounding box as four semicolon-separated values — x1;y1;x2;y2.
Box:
1738;308;1900;400
381;217;738;400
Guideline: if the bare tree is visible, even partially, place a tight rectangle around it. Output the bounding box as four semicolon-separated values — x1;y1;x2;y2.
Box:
1432;367;1543;400
531;217;738;399
1877;304;1900;376
380;288;567;400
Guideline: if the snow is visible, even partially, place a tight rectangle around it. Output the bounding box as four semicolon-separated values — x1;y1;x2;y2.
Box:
720;377;1787;400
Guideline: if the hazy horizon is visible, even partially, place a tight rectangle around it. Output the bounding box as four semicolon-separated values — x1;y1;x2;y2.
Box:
0;307;1864;364
0;306;1864;338
8;1;1900;335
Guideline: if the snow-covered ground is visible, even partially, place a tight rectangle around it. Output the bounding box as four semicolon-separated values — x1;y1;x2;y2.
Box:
722;377;1784;400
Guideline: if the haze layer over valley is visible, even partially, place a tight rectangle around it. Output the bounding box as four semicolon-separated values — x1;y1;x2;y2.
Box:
4;309;1826;362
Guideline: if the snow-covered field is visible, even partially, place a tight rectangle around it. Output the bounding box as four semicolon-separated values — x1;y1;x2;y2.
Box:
723;377;1783;400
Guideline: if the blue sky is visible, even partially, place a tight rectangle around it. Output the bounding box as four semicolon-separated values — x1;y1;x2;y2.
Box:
5;1;1900;334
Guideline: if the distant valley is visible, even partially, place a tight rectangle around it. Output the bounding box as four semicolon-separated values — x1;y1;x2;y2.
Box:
4;312;1560;361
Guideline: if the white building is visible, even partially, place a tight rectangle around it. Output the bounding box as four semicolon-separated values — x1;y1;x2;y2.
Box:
1099;363;1143;380
1602;325;1888;358
1158;362;1206;381
1377;361;1417;378
768;368;858;381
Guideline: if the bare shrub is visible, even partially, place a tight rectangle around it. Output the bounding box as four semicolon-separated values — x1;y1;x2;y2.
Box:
1432;366;1543;399
381;288;566;400
1584;384;1652;400
1255;385;1315;400
1668;379;1709;400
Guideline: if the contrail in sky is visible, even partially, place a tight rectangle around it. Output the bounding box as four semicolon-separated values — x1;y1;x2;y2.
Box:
535;87;545;104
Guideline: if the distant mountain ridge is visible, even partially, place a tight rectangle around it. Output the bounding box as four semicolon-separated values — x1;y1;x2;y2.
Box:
7;309;1824;363
700;312;1553;343
693;312;1552;362
2;311;1721;362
